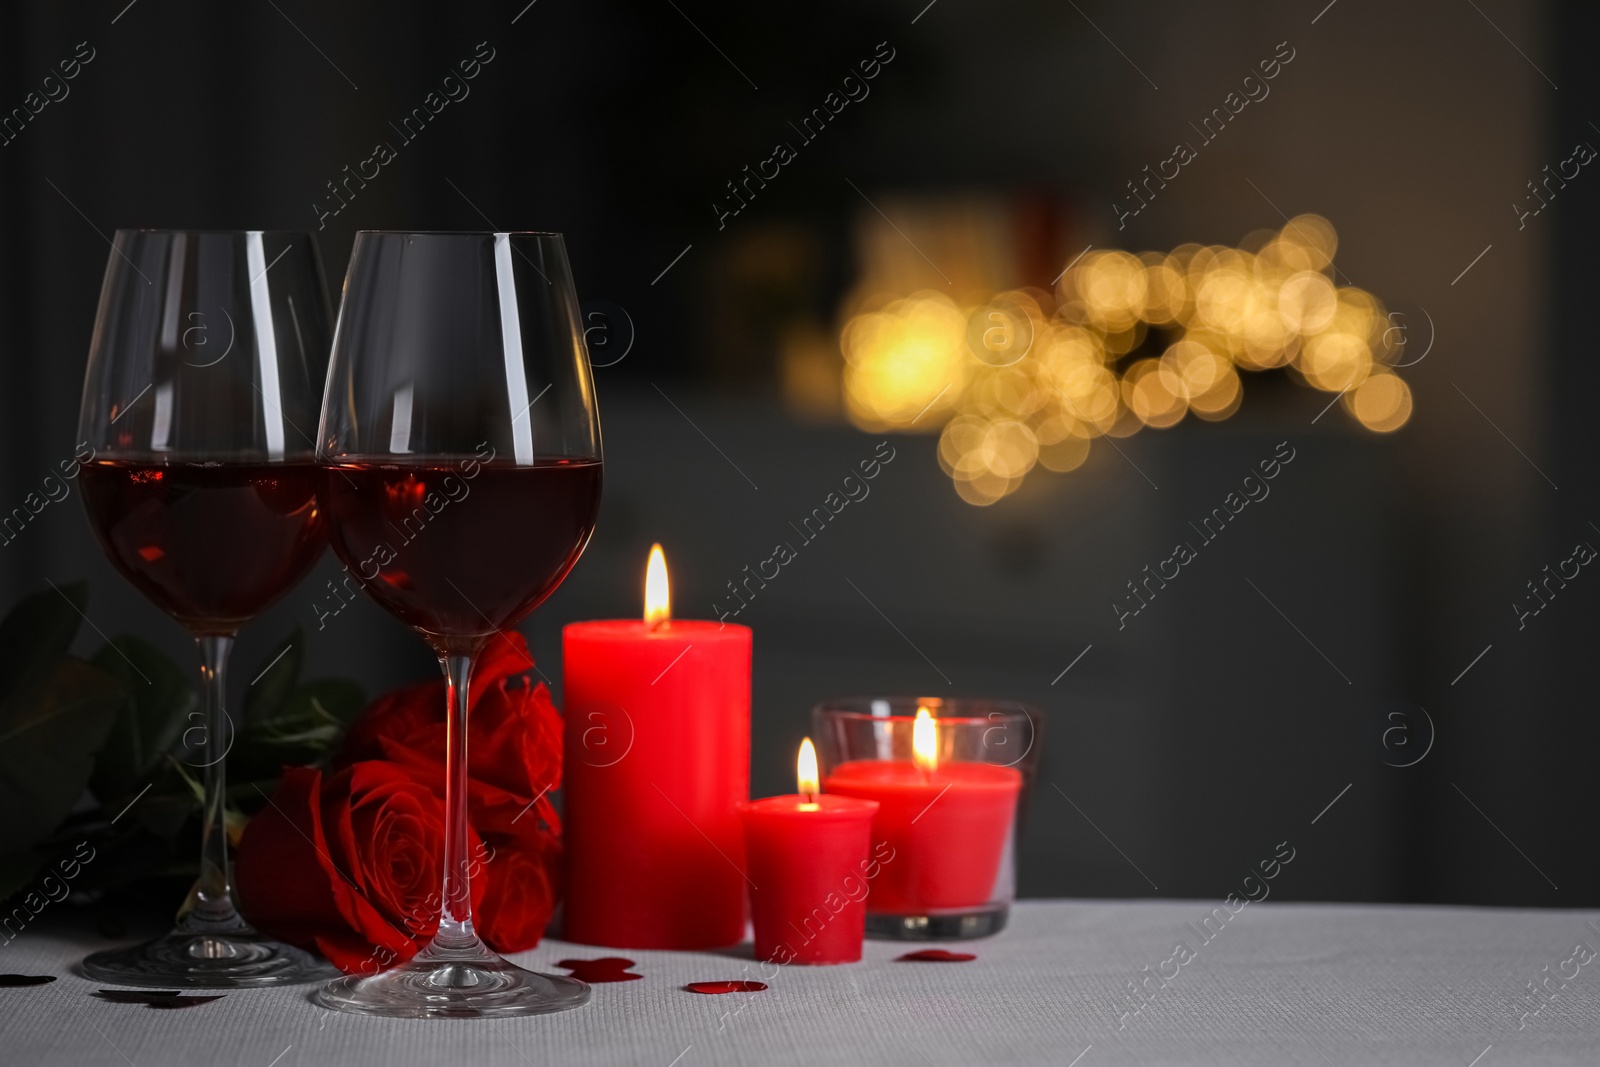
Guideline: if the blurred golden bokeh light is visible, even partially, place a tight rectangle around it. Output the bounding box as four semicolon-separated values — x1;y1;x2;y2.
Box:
838;215;1412;505
1347;372;1413;433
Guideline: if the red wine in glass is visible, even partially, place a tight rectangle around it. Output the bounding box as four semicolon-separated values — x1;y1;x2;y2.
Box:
76;229;335;988
318;459;600;651
314;230;602;1018
79;460;325;634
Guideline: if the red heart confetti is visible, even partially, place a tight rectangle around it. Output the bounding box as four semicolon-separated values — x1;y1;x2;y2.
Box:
94;989;227;1008
555;958;643;983
896;950;976;962
0;975;55;986
685;981;768;995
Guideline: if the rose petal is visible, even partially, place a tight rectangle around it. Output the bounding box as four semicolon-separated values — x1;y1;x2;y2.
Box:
556;958;641;982
93;989;226;1008
0;974;54;986
147;995;227;1009
686;981;767;994
472;631;538;702
236;767;340;947
895;949;976;962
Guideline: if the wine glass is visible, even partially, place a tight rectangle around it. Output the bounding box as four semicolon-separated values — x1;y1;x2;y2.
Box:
76;230;335;986
313;231;601;1018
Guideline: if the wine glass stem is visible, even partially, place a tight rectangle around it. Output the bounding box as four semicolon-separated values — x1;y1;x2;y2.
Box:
183;634;248;932
435;653;478;948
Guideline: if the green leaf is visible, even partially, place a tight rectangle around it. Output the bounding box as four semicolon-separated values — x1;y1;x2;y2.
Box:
229;678;367;783
0;582;85;706
90;635;197;803
243;629;303;724
0;659;128;856
227;732;335;785
164;755;206;808
288;678;367;727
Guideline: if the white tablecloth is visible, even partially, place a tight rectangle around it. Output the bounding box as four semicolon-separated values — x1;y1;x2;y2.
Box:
3;900;1596;1066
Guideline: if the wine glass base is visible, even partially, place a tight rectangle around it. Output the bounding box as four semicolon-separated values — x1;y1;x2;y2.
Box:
315;939;591;1019
82;929;338;988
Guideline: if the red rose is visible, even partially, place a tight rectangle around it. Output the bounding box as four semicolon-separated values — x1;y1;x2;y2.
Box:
338;631;562;802
472;787;563;952
236;761;487;974
238;631;563;970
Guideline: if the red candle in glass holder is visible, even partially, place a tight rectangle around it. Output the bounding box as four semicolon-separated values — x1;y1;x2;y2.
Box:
738;739;879;965
823;709;1022;913
563;545;751;948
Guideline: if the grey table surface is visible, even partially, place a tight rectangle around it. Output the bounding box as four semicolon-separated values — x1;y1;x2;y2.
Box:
2;899;1596;1066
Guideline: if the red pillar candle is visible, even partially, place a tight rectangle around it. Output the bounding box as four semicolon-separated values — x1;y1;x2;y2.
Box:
562;545;751;948
738;739;880;964
822;709;1022;913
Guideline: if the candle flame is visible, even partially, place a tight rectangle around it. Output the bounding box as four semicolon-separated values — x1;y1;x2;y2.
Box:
912;707;938;774
644;543;670;628
797;737;820;800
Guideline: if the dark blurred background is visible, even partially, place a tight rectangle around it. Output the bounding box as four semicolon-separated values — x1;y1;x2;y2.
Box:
2;0;1597;908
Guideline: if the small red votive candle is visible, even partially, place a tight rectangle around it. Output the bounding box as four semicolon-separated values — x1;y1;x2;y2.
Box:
738;739;880;965
818;704;1025;934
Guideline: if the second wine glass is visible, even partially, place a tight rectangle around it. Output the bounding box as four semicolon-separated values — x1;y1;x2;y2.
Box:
314;231;601;1018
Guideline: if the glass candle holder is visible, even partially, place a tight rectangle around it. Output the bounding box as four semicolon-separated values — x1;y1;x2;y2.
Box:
812;697;1042;940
